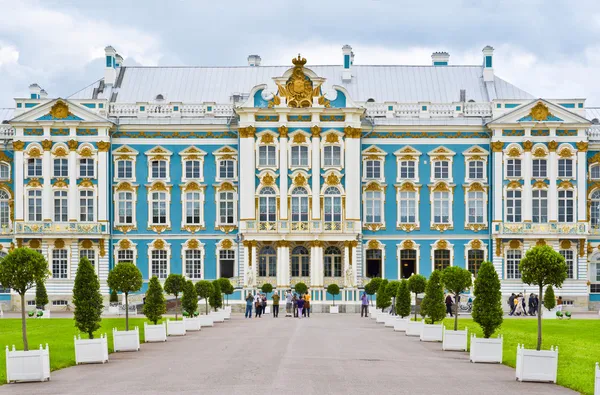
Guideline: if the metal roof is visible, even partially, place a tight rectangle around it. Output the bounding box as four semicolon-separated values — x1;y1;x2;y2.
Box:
586;108;600;122
69;65;533;104
0;108;14;123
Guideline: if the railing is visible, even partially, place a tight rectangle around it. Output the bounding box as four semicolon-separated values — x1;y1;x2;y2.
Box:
364;103;387;117
429;103;455;117
290;222;310;232
0;126;14;137
109;103;234;118
364;102;492;118
587;126;600;141
498;222;587;235
395;103;420;117
464;102;493;117
16;222;107;234
245;220;355;233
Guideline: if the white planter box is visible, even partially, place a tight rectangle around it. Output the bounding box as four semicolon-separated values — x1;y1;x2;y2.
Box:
394;318;409;332
210;312;225;323
144;322;167;342
113;327;140;352
108;306;119;315
442;327;468;351
5;344;50;383
420;323;443;342
166;319;186;336
376;312;387;323
74;334;108;364
384;315;397;327
595;362;599;395
39;310;50;319
406;320;423;336
515;344;558;383
198;315;214;327
263;306;271;315
184;317;202;331
541;307;559;320
370;309;380;320
470;335;503;363
330;305;339;314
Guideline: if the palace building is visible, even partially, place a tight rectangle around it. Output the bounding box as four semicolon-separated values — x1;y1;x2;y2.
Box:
0;45;599;310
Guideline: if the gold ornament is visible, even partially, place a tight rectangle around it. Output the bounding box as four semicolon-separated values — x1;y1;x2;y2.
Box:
262;173;275;186
29;239;41;249
325;133;339;144
507;180;521;189
367;240;379;250
491;141;504;152
81;240;93;249
218;182;235;192
576;141;588;152
276;55;319;108
495;238;503;257
41;140;52;151
97;141;111;152
49;101;70;119
509;240;520;249
560;240;571;250
55;239;65;249
153;239;165;250
239;126;256;138
292;133;307;144
260;133;275;144
79;147;93;157
28;147;41;158
13;141;25;151
522;141;533;152
187;239;199;249
547;141;558;152
437;240;448;249
364;182;383;192
344;126;362;138
471;240;482;250
221;239;233;249
68;140;79;151
536;239;546;247
533;147;547;158
402;240;415;250
119;239;131;250
398;183;417;193
507;147;521;157
278;126;288;138
529;102;552;121
326;173;340;185
294;174;307;186
311;126;321;137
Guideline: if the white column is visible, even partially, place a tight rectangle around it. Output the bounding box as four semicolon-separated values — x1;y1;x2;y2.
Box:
42;146;52;221
311;128;320;219
14;147;24;221
345;132;361;221
239;129;256;221
68;145;78;221
310;241;323;287
250;242;257;287
98;142;109;222
277;243;290;287
548;148;558;222
317;244;324;286
493;148;503;222
343;242;351;287
522;149;532;222
351;243;358;287
577;148;587;223
279;130;288;219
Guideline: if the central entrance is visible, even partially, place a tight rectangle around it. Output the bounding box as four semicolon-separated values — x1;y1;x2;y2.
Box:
399;249;416;279
365;249;382;278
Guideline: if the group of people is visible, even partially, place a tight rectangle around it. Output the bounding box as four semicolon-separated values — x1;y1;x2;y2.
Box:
244;290;311;319
508;293;540;316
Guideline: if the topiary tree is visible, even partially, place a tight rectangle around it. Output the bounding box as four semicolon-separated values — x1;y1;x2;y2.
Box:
396;279;411;318
407;274;427;321
376;279;391;311
519;245;567;351
35;280;48;311
209;280;223;311
326;284;340;306
261;283;273;294
218;278;235;306
420;270;445;324
110;289;119;304
163;274;185;320
472;261;503;338
0;248;49;350
386;281;400;314
181;280;198;317
143;276;166;325
106;262;143;331
195;280;213;314
73;257;104;339
442;266;473;331
364;277;383;306
543;285;556;311
294;282;308;296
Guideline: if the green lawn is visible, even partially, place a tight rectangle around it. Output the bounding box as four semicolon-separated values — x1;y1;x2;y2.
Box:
0;317;154;384
442;318;599;395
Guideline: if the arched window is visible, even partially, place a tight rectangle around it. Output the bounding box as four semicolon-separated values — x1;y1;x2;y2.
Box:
291;187;308;223
324;187;342;223
259;187;277;222
0;190;9;229
258;246;276;277
324;246;342;277
591;190;600;229
291;246;309;277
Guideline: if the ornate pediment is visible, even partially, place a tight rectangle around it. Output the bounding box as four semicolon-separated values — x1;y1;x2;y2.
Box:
272;55;327;108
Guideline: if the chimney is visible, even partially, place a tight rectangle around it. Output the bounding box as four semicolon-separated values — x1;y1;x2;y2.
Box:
247;55;261;66
104;45;117;85
342;44;352;81
432;52;450;66
115;54;123;68
40;89;48;99
482;45;494;82
29;83;41;99
459;89;466;102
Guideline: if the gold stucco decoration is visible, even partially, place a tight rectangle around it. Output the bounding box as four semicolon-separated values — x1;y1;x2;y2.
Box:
187;239;199;250
398;183;417;193
560;240;571;250
49;101;70;119
262;173;275;186
221;239;233;249
239;126;256;138
471;240;482;250
278;126;288;138
292;133;307;144
558;180;573;189
219;182;235;192
41;140;53;151
529;102;552;121
28;147;41;158
276;55;319;108
576;141;588;152
97;141;111;152
509;240;520;249
325;133;339;144
506;180;521;189
13;141;25;151
294;174;307;187
522;141;533;152
536;239;546;247
81;240;93;249
260;133;275;144
364;182;383;192
326;173;340;185
153;239;165;250
558;147;573;158
54;239;65;249
401;240;415;250
367;240;379;250
507;147;521;158
548;141;558;152
533;147;547;158
437;240;448;249
29;239;41;249
68;140;79;151
119;239;131;250
311;125;321;137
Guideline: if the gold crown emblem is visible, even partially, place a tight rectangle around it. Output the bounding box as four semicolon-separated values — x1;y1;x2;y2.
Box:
292;54;307;67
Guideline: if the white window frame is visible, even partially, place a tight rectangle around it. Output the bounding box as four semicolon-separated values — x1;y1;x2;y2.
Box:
78;158;96;178
179;147;206;183
466;190;486;225
146;146;173;183
506;158;522;178
431;240;454;272
27;188;43;222
182;240;205;280
218;159;236;180
79;188;95;222
80;248;98;274
558;158;574;179
53;189;68;222
559;249;576;280
396;184;419;229
0;189;11;230
532;188;549;223
429;183;453;228
53;158;69;178
216;240;237;279
148;240;171;279
467;160;485;181
505;188;522;223
148;189;171;227
321;132;344;170
116;159;134;181
214;146;238;182
0;162;10;180
216;184;237;226
395;146;422;183
558;188;575;223
49;246;69;279
363;187;385;226
114;188;137;226
505;248;522;280
590;164;600;181
112;145;139;183
27;158;43;178
256;133;279;169
181;187;205;228
364;160;382;180
290;145;310;168
114;239;138;266
532;158;548;179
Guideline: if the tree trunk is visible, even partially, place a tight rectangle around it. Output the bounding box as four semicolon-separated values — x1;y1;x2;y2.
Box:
333;296;335;306
205;299;208;314
537;284;543;351
454;292;459;331
125;292;129;331
175;295;178;321
20;294;28;351
414;292;417;321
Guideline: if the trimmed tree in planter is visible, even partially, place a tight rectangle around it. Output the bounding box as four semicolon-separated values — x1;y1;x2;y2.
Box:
472;261;503;338
386;281;400;314
143;276;166;324
73;257;104;338
209;280;223;311
182;280;198;317
420;270;445;324
164;274;185;320
110;289;119;304
519;245;567;351
195;280;213;314
376;279;391;312
218;278;234;306
106;262;143;331
396;279;411;318
407;274;427;321
364;277;382;306
294;282;308;296
36;280;49;311
327;284;340;306
543;285;556;312
0;248;49;350
261;283;273;295
442;266;472;331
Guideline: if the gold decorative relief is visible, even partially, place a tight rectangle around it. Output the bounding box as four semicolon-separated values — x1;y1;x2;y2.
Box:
466;224;487;232
292;133;307;144
495;238;503;257
536;239;546;247
522;141;533;152
13;141;25;151
431;182;452;193
29;239;41;249
54;239;65;249
116;182;135;192
579;239;585;257
401;240;415;250
471;240;482;250
79;178;94;188
364;223;385;231
506;180;521;189
509;240;521;249
576;141;588;152
218;182;236;192
548;140;558;152
466;182;486;193
68;140;79;151
149;225;170;234
187;239;199;249
221;239;233;249
81;240;93;249
260;133;275;144
217;225;236;234
311;126;321;137
344;126;362;138
326;173;340;185
308;240;323;247
49;101;70;119
529;101;552;121
115;225;136;234
507;147;521;158
293;174;307;187
79;147;93;157
148;182;170;192
275;55;319;108
97;141;111;152
558;147;573;158
239;126;256;138
437;240;448;249
431;224;453;232
41;140;52;151
325;133;339;144
560;240;571;249
119;239;132;249
558;180;573;189
397;223;418;232
532;180;547;189
183;225;205;233
278;126;288;138
28;147;41;158
262;173;275;186
367;240;379;249
533;147;547;158
27;178;42;188
398;183;418;192
53;147;68;157
153;239;165;250
364;182;383;192
491;141;504;152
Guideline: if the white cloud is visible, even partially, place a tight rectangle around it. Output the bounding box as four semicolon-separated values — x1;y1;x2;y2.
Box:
0;44;19;67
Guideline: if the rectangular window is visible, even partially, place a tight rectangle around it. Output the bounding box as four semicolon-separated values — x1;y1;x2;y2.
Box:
258;146;276;166
151;160;167;179
506;159;521;178
185;249;202;279
433;161;449;179
27;158;43;177
79;159;95;178
433;192;450;223
532;159;547;179
506;249;522;279
398;191;416;223
559;250;574;279
468;161;484;180
117;160;133;179
506;190;522;223
79;190;94;222
117;192;134;224
219;192;235;224
399;161;415;179
324;255;342;277
0;164;10;180
219;160;235;179
151;249;168;279
291;146;309;167
433;249;451;271
219;250;235;278
323;146;341;167
52;249;68;279
117;249;134;265
468;250;484;276
365;191;382;224
532;189;548;223
53;159;68;178
184;192;202;224
185;160;201;179
54;190;68;222
558;190;574;222
28;189;42;221
467;191;485;224
151;192;168;224
0;198;9;229
558;159;573;178
365;160;381;179
80;249;96;270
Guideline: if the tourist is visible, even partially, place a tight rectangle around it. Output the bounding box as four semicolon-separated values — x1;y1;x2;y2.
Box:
292;293;298;317
445;294;454;317
361;292;369;317
508;293;516;316
272;292;280;318
514;294;524;316
254;293;262;318
557;296;563;311
528;293;535;316
285;290;293;317
521;293;528;316
297;295;305;319
245;293;253;318
303;291;311;317
533;294;539;315
261;293;267;316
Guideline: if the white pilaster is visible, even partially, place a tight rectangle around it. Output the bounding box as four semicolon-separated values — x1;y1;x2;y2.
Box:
68;148;78;221
239;132;256;221
548;150;558;222
279;244;290;287
522;149;532;222
279;134;288;219
343;243;350;287
493;150;502;221
310;242;323;286
577;150;586;223
14;150;24;220
98;146;108;222
345;136;361;221
42;148;52;221
311;131;320;219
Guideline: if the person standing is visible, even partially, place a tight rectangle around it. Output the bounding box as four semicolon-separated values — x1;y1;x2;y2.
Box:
297;295;305;319
445;294;454;317
361;292;369;317
528;293;535;316
303;291;311;318
245;293;254;319
521;294;528;316
285;290;293;317
254;293;262;318
292;293;298;318
261;294;267;316
557;296;563;311
272;292;280;318
534;294;539;315
508;293;516;316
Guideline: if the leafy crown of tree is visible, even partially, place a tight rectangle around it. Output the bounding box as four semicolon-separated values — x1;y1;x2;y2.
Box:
106;262;143;331
209;279;223;311
182;280;198;317
195;280;214;314
407;274;427;321
442;266;473;330
420;270;446;324
261;283;273;294
395;279;411;318
143;276;166;325
364;277;383;295
294;282;308;295
471;261;503;338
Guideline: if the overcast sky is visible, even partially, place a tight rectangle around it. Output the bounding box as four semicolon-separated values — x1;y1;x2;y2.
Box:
1;0;600;109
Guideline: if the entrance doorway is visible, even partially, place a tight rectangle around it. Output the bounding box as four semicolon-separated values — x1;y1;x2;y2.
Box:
400;249;416;279
365;249;382;278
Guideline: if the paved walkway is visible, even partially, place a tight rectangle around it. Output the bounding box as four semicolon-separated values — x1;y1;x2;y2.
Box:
0;314;575;394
